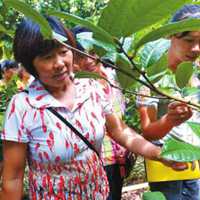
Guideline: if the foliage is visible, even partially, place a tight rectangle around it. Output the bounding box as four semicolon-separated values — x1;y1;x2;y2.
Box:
0;75;20;112
142;191;166;200
0;0;108;60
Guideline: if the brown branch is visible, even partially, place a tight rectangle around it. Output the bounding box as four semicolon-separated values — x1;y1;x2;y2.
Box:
55;38;200;111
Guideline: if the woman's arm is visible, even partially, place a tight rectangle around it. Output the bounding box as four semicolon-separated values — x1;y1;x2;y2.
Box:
105;113;161;160
139;102;193;140
1;141;27;200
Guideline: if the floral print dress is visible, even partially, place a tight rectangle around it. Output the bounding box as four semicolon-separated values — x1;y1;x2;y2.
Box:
2;78;112;200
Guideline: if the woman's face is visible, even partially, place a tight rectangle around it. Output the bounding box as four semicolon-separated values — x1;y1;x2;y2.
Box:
171;31;200;64
77;51;101;73
33;45;73;90
3;68;18;82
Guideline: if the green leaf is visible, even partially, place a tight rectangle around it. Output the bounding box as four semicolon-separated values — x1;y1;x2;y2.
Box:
139;39;170;68
161;137;200;162
0;23;6;33
0;23;13;38
98;0;190;38
182;87;200;97
76;32;116;53
147;53;168;83
135;18;200;50
102;52;118;63
187;122;200;138
0;46;3;59
75;71;108;81
4;0;52;39
175;62;193;89
48;10;115;45
121;36;134;54
143;192;166;200
116;54;138;89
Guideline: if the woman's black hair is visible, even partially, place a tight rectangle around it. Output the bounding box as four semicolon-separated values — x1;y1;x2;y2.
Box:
171;4;200;38
13;16;76;77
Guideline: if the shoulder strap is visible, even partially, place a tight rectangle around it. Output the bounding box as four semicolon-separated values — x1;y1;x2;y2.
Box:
22;90;100;158
47;107;100;158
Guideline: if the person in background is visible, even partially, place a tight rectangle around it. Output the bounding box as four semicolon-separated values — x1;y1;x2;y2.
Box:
137;4;200;200
0;60;20;179
0;60;33;90
18;64;35;88
1;16;163;200
72;26;128;200
0;60;19;83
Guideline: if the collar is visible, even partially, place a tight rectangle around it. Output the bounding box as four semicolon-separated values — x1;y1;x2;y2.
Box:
27;79;91;110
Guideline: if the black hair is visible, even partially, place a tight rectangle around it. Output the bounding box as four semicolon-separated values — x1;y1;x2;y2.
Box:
13;16;76;77
0;60;18;72
171;4;200;38
171;4;200;22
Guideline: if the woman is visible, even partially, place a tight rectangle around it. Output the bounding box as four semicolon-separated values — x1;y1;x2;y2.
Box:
1;16;161;200
72;26;129;200
137;4;200;200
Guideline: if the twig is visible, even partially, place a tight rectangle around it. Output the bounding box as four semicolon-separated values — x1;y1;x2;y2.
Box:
54;38;200;110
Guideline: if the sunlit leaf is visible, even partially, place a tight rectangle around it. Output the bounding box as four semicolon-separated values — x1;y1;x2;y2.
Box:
146;54;168;83
139;39;170;68
175;62;193;89
182;87;200;97
187;122;200;138
161;137;200;162
48;10;115;45
116;54;138;89
76;32;116;52
98;0;190;38
135;19;200;50
121;36;134;54
4;0;52;39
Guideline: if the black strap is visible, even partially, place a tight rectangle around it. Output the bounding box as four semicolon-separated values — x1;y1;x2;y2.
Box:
47;107;100;158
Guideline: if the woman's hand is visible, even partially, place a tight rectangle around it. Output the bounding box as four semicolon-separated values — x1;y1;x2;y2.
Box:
166;101;193;126
157;157;189;171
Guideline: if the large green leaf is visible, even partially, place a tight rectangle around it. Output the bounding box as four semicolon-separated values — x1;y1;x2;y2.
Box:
187;122;200;138
139;39;170;68
121;36;135;54
76;32;116;53
116;54;138;89
4;0;52;39
98;0;190;38
48;10;115;46
135;18;200;50
147;53;168;79
161;137;200;162
182;87;200;97
143;192;166;200
175;62;193;89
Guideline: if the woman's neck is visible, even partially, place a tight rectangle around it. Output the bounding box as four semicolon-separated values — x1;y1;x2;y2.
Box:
44;80;76;109
168;48;181;72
